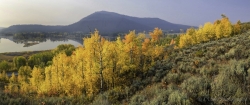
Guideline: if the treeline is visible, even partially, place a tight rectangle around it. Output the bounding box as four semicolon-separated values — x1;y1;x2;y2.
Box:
179;15;244;48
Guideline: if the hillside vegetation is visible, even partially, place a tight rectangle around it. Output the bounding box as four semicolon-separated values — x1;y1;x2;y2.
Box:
0;15;250;105
128;30;250;105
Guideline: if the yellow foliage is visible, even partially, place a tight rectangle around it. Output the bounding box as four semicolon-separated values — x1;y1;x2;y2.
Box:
170;39;175;45
9;73;17;84
233;20;241;35
4;28;169;98
203;22;215;40
179;34;192;48
178;15;236;48
30;67;44;94
150;27;163;42
142;38;151;52
123;30;136;44
0;71;8;81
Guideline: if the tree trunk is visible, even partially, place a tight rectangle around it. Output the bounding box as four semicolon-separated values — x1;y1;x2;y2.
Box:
99;50;104;93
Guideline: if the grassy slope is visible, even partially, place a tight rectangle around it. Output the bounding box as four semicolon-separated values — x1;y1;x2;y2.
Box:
121;31;250;104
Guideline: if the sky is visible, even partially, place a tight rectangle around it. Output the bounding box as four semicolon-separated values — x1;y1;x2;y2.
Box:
0;0;250;27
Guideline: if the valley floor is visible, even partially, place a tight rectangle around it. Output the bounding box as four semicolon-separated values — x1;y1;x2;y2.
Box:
0;50;50;62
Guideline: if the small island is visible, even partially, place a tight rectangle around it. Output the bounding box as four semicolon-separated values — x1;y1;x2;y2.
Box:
23;42;39;47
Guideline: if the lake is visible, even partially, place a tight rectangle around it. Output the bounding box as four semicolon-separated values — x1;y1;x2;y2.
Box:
0;38;82;53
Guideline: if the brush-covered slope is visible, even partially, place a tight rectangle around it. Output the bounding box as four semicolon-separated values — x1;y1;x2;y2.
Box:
117;31;250;105
90;31;250;105
0;27;5;32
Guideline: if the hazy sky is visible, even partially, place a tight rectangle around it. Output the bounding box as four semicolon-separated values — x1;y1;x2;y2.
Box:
0;0;250;27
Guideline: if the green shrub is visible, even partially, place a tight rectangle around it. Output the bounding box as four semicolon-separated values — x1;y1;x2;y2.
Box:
211;60;248;104
167;90;191;105
0;61;11;72
163;72;180;84
195;50;204;57
129;84;168;105
91;94;111;105
180;76;210;104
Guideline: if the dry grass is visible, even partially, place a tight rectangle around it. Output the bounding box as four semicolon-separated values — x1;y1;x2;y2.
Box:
0;50;50;62
0;54;14;62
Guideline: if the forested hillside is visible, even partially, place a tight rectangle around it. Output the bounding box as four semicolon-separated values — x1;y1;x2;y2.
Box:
0;15;250;105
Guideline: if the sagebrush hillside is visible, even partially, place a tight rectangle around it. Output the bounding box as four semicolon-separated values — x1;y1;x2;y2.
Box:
126;30;250;105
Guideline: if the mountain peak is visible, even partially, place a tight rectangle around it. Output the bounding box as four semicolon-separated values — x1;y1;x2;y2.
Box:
2;11;194;34
95;11;116;14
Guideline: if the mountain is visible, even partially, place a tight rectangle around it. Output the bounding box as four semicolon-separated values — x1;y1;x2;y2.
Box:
1;25;63;33
1;11;194;35
64;11;193;35
0;27;5;31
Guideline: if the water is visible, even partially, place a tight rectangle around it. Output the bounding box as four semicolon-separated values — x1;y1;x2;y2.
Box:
0;38;82;53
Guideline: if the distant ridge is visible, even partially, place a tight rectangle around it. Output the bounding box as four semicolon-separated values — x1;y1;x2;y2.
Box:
0;27;5;31
1;11;195;35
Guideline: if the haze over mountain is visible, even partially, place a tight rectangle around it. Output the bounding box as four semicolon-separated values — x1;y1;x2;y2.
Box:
1;11;194;35
0;27;5;31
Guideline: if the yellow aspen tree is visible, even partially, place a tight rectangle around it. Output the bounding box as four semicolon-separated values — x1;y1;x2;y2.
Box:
18;66;32;94
83;29;107;95
151;45;164;63
141;38;153;70
170;39;176;45
115;36;127;85
43;66;53;96
50;54;63;95
70;47;87;96
134;33;144;68
123;30;140;69
214;20;223;39
123;30;137;64
58;53;73;96
30;67;44;94
41;53;72;96
203;22;216;40
42;53;67;96
5;73;18;94
221;16;232;37
53;53;72;96
186;28;198;45
195;26;204;43
114;32;142;87
179;34;192;48
9;73;17;84
63;68;76;96
0;71;8;82
52;53;74;95
214;15;233;39
150;27;163;43
233;20;242;35
118;32;138;86
179;34;186;48
142;38;151;53
103;41;120;89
